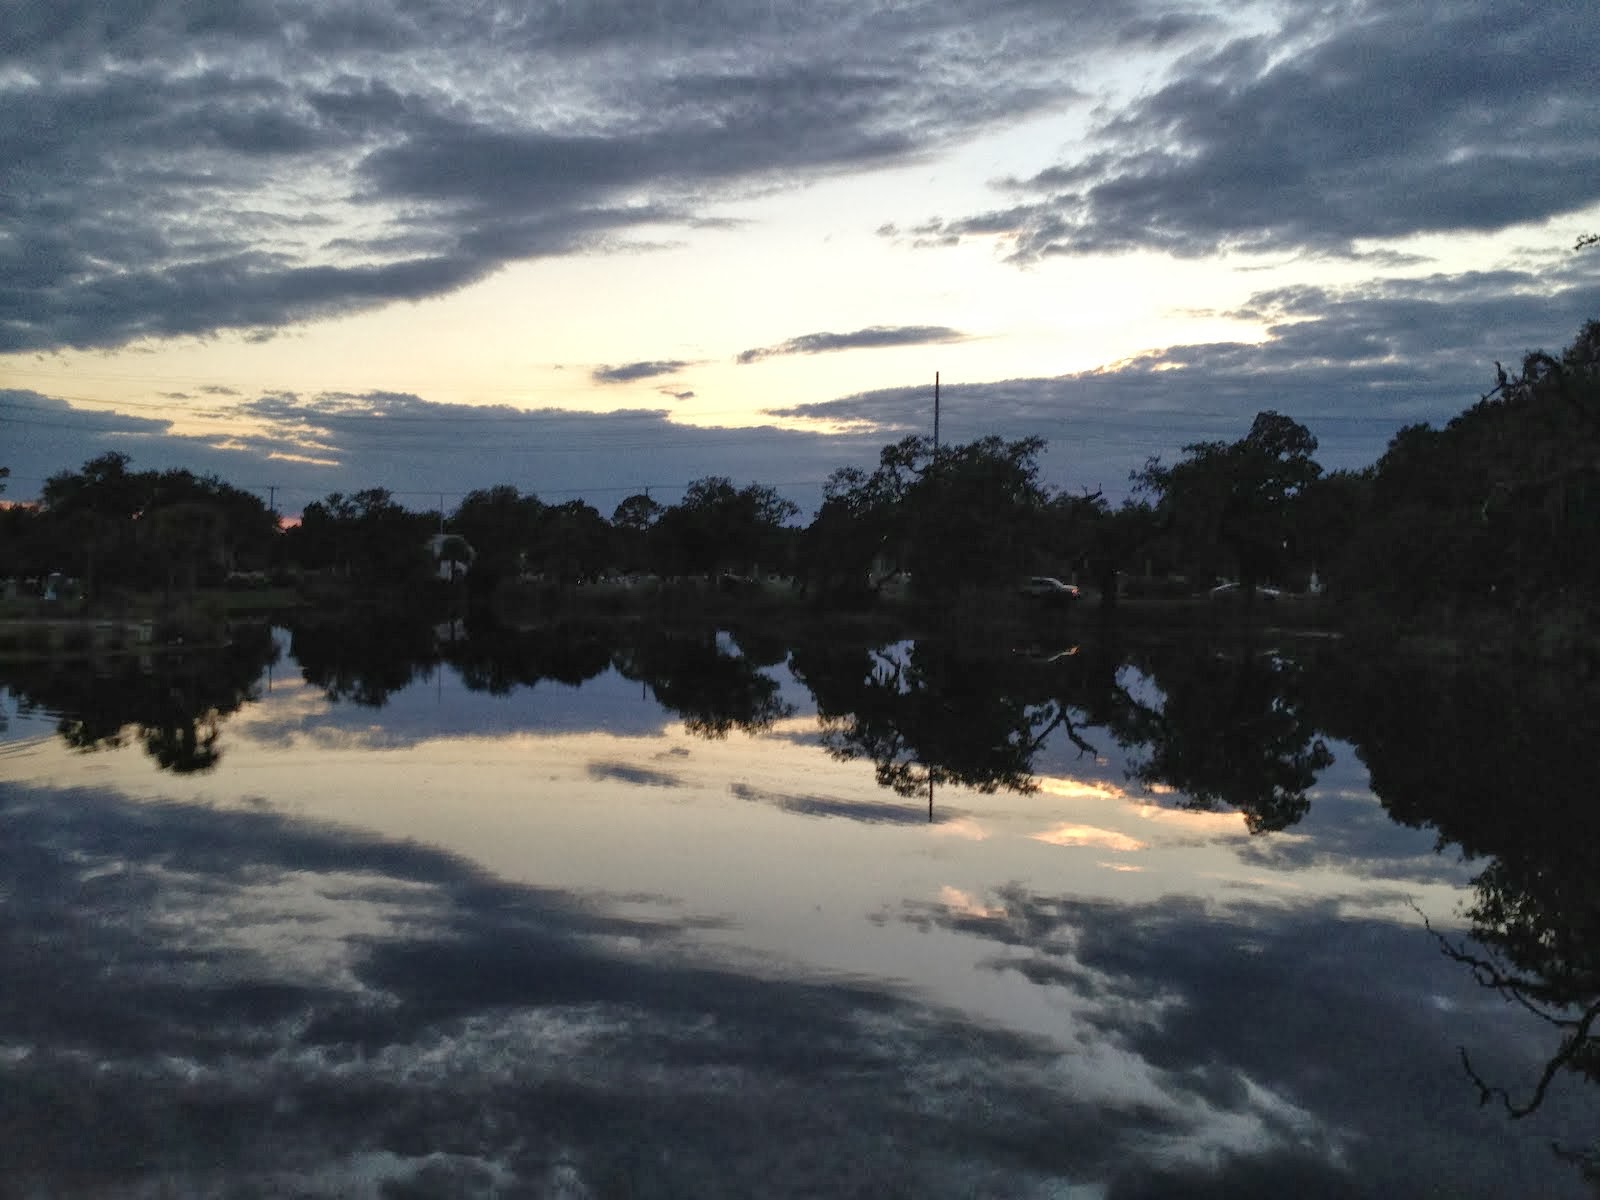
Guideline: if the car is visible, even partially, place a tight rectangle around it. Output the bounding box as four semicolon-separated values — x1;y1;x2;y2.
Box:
1208;581;1282;600
1019;576;1080;604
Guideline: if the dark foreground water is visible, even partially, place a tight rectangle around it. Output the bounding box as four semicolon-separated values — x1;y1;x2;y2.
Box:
2;621;1596;1198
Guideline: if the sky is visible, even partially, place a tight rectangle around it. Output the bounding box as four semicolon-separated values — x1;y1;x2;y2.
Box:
3;0;1599;519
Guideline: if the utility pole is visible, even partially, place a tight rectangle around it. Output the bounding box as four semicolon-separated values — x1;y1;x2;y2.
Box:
266;485;278;515
933;371;941;456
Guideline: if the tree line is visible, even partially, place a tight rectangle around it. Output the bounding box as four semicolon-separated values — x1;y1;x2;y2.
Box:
3;318;1597;626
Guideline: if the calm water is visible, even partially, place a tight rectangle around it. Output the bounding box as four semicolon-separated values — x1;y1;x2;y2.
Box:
2;620;1596;1198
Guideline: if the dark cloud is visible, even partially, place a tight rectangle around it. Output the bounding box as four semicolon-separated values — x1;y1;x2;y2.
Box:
592;360;693;384
0;389;176;447
907;0;1600;260
737;325;968;364
0;0;1179;352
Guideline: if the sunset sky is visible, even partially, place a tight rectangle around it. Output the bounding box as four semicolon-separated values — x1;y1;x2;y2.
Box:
4;0;1598;517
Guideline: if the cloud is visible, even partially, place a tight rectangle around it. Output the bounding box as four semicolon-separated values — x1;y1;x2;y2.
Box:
736;325;969;364
0;0;1187;353
8;253;1596;512
762;265;1600;497
0;386;893;518
905;0;1600;261
592;360;693;384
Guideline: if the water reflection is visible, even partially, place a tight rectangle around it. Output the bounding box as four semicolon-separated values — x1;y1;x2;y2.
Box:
289;613;444;705
1113;644;1333;833
1314;649;1600;1158
0;782;1085;1197
614;626;794;738
0;624;278;772
287;616;795;738
791;638;1103;799
2;616;1597;1190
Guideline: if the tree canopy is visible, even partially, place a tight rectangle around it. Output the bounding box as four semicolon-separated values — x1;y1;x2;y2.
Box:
1133;411;1322;599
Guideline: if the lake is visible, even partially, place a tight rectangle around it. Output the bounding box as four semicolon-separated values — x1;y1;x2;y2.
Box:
2;619;1596;1197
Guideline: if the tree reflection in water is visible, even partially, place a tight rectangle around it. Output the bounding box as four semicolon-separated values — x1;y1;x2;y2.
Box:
789;633;1333;837
1314;649;1600;1173
791;638;1099;799
0;623;278;773
292;616;796;739
289;613;440;707
614;626;794;738
1114;643;1333;833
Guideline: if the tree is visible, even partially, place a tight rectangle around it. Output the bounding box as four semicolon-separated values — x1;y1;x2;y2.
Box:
906;435;1052;599
611;493;664;575
532;500;611;585
1047;492;1160;612
653;477;799;578
1290;468;1372;591
289;488;432;584
452;485;544;568
806;435;1054;605
1332;320;1600;620
39;451;145;602
1133;411;1322;601
142;501;226;609
35;455;278;604
611;492;663;533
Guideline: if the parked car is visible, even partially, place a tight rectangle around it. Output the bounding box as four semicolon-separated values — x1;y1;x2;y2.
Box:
1019;576;1080;605
1208;581;1282;600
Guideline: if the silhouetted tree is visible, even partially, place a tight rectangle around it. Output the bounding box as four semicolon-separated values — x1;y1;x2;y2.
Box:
290;488;432;585
611;493;663;574
533;500;611;585
1133;411;1322;602
37;453;277;603
452;485;544;571
808;435;1053;605
1334;320;1600;621
653;477;799;578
